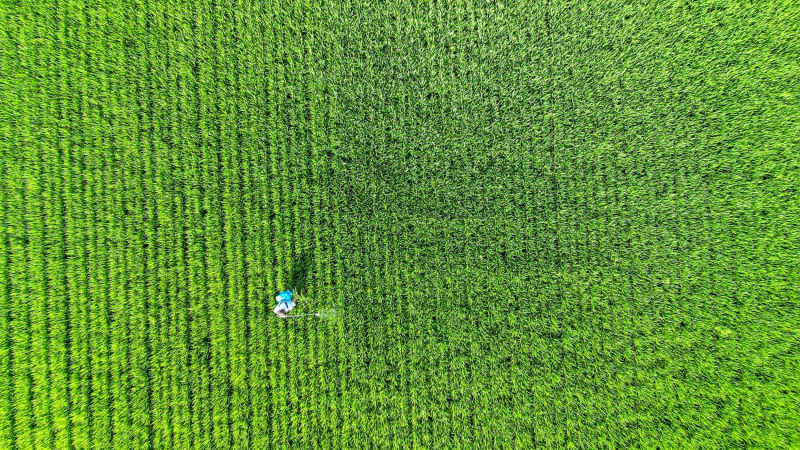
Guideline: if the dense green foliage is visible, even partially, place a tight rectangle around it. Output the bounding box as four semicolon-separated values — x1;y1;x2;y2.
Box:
1;0;799;447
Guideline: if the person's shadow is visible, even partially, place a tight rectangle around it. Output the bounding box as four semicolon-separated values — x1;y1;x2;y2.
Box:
289;250;312;295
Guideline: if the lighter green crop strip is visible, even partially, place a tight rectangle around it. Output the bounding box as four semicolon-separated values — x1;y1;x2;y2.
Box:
160;0;184;444
125;1;152;448
69;0;95;443
282;6;305;437
93;8;115;445
168;0;194;445
49;0;76;445
235;4;262;443
291;4;310;439
404;247;421;447
7;151;28;448
109;0;136;444
144;0;172;445
378;223;394;443
315;10;339;435
388;10;411;438
176;11;200;440
233;2;256;444
252;2;276;446
308;6;329;441
80;0;99;442
289;2;310;444
213;0;236;445
239;1;270;446
216;1;239;443
264;0;283;432
329;5;348;443
448;3;470;440
170;59;192;450
541;1;568;443
1;6;21;447
434;4;454;439
549;9;588;439
343;228;374;446
333;3;359;443
562;13;605;434
82;0;110;444
273;2;290;292
161;9;181;449
276;4;295;438
222;1;250;445
286;0;303;267
23;0;55;445
203;0;232;443
188;1;215;444
390;225;409;443
268;2;287;444
422;4;443;444
306;2;326;438
0;3;16;446
154;5;174;442
235;0;264;444
367;118;385;445
7;7;35;446
127;0;153;445
317;16;336;438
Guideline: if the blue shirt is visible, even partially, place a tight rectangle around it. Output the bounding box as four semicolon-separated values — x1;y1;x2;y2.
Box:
276;290;294;305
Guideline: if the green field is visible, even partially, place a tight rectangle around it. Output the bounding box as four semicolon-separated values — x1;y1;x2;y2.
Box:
2;0;799;447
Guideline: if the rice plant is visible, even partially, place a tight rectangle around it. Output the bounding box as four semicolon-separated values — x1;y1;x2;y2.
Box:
1;0;798;447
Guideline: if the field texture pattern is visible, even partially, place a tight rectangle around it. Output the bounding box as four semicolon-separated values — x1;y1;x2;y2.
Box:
2;0;799;447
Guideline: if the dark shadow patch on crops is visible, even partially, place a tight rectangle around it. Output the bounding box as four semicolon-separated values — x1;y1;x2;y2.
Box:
288;249;313;295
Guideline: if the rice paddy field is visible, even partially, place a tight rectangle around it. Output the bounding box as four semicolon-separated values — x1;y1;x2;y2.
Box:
2;0;799;447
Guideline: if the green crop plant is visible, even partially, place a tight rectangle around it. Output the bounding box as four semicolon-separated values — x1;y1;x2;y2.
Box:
1;0;799;447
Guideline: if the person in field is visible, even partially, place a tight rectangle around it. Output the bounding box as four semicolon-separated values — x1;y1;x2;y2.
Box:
273;289;296;317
